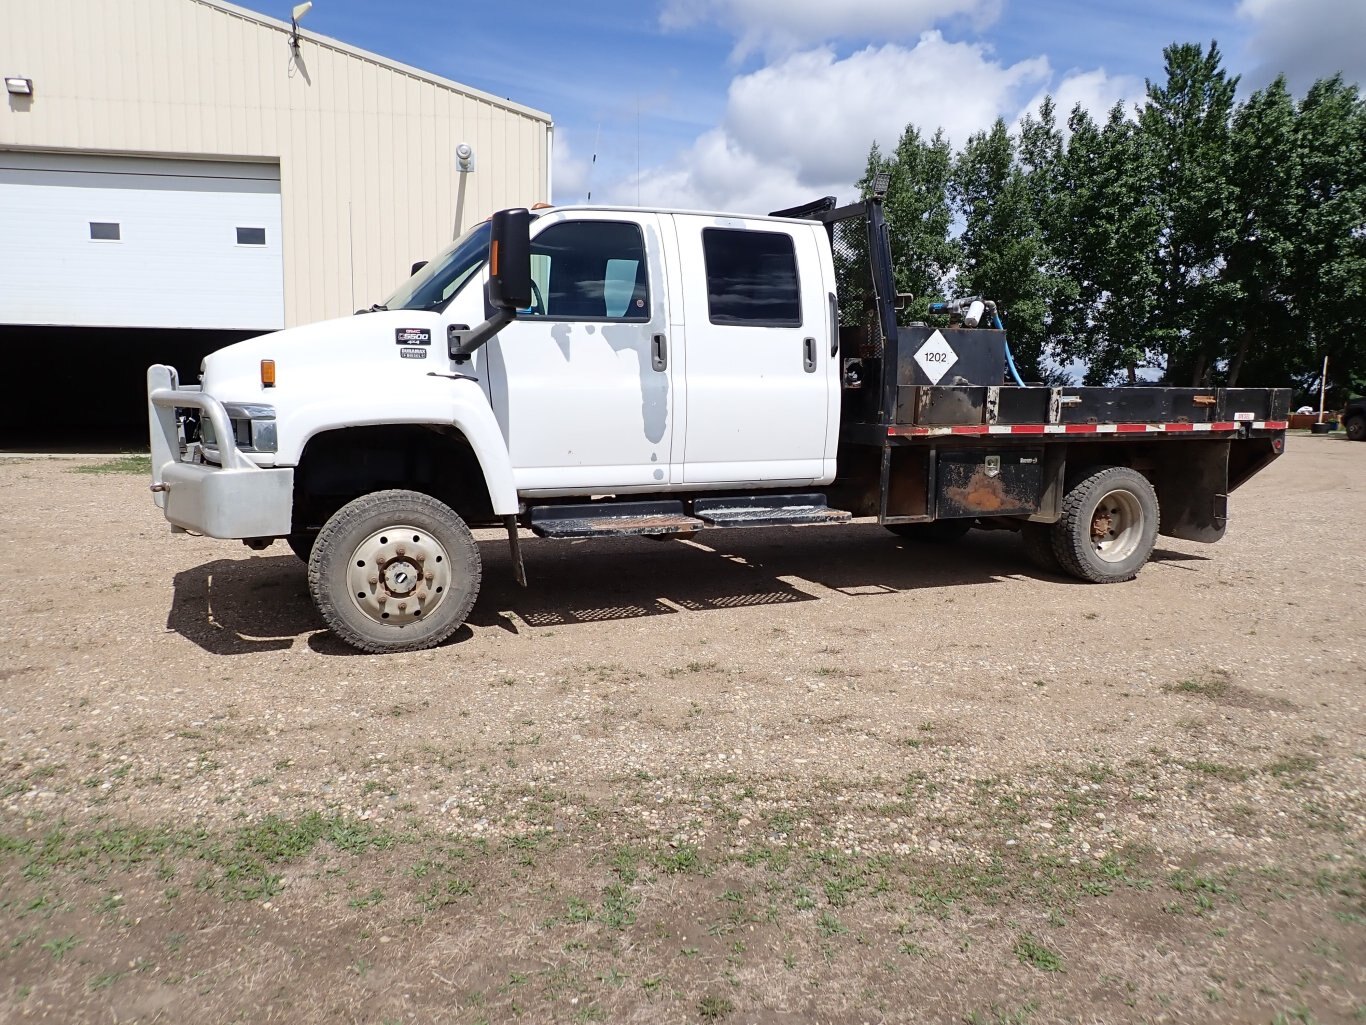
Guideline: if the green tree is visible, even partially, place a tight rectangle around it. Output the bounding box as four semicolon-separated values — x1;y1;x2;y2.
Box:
1139;41;1241;385
950;118;1052;380
1052;103;1163;384
1287;75;1366;405
856;126;957;314
1221;76;1302;387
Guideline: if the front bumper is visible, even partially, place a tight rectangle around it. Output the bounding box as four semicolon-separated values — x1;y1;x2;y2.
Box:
146;364;293;539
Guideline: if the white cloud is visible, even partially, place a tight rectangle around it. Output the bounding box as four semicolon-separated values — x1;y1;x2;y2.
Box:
1238;0;1366;90
605;33;1055;213
551;131;593;205
1017;68;1144;132
662;0;1002;58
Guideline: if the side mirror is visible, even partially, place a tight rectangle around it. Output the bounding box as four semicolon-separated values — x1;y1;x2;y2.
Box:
487;208;531;312
410;260;428;276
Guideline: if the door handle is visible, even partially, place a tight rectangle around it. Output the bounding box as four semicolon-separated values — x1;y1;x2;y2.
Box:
803;336;817;373
652;333;668;372
829;292;839;357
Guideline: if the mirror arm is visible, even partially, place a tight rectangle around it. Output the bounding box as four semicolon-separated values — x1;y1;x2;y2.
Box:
450;309;517;360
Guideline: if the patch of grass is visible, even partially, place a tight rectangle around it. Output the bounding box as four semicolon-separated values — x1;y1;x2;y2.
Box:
697;994;734;1020
1265;754;1318;777
816;911;846;938
1181;760;1252;783
1012;933;1063;972
1161;671;1230;700
656;844;701;875
71;455;152;475
41;935;81;961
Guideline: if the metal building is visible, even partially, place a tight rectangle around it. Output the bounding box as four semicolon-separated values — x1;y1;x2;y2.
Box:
0;0;552;444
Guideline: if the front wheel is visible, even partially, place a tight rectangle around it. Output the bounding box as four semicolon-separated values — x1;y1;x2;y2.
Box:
1051;466;1159;583
1346;414;1366;442
308;490;482;653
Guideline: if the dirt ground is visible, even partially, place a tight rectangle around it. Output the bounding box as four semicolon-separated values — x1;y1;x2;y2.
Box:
0;435;1362;1025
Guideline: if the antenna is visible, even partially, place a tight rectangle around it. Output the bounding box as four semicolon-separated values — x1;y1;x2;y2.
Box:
586;123;600;203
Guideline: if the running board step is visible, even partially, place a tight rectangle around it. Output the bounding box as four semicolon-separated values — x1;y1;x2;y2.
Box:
529;501;703;539
693;493;852;528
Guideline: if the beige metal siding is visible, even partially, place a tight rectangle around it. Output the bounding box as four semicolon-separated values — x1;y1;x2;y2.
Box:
1;0;552;325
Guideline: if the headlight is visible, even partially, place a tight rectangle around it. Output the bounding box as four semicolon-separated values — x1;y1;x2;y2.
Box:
215;403;278;453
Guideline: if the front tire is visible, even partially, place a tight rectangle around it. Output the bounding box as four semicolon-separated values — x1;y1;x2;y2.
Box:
308;490;481;653
1051;466;1159;583
1346;414;1366;442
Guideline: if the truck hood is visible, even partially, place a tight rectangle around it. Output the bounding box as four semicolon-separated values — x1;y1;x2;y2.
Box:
200;310;446;398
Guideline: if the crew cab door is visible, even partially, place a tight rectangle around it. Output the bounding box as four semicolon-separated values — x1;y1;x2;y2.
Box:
484;212;673;492
673;216;837;484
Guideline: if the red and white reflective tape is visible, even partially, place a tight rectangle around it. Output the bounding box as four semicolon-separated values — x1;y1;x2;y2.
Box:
887;420;1288;438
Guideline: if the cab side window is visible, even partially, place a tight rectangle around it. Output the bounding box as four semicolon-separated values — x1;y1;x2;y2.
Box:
701;228;801;327
526;221;650;321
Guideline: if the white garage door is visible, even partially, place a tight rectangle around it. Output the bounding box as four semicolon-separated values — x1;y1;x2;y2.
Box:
0;151;284;330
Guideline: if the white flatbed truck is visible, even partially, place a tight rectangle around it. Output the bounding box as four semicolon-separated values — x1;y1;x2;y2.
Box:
147;195;1291;652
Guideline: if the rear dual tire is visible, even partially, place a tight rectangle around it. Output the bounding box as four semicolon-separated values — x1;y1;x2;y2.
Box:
1042;465;1159;583
884;519;975;542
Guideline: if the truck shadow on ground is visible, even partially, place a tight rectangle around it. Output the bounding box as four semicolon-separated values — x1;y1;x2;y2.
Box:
163;524;1203;656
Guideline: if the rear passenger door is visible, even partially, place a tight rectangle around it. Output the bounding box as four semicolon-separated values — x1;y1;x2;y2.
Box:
675;217;834;484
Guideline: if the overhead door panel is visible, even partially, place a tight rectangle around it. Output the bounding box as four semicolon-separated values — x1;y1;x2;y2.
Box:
0;152;284;330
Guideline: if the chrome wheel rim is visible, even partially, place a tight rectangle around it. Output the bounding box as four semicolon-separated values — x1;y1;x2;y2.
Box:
1090;490;1143;563
347;525;452;628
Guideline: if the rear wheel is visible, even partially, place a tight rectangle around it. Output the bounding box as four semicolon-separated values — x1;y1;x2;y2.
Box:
885;519;974;542
1051;466;1159;583
1020;521;1062;574
308;490;481;653
1346;414;1366;442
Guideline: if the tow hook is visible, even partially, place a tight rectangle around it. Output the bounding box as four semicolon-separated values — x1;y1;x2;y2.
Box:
149;483;169;493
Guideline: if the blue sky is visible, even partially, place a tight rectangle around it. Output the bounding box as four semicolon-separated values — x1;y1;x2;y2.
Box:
240;0;1363;213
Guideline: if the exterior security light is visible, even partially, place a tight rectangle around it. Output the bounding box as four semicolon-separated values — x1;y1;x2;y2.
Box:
871;171;891;199
289;2;312;52
5;77;33;96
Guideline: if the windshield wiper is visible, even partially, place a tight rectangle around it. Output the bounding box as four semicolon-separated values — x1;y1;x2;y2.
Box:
369;303;388;312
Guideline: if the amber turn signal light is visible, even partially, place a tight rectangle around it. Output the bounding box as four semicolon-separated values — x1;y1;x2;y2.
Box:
261;359;276;387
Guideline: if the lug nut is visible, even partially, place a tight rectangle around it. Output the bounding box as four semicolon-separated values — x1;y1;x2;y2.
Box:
397;602;407;612
396;544;406;556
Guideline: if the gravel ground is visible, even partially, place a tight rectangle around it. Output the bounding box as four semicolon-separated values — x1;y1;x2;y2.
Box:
0;435;1362;1024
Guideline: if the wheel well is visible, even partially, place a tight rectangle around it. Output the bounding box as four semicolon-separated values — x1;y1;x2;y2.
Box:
291;425;495;533
1058;442;1229;543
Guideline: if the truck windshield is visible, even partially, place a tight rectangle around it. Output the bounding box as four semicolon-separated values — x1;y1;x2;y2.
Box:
383;221;491;311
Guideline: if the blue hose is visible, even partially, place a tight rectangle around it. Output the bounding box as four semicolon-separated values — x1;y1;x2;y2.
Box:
993;308;1028;387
